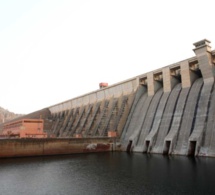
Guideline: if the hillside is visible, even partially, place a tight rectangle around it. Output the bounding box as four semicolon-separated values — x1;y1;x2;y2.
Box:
0;107;23;124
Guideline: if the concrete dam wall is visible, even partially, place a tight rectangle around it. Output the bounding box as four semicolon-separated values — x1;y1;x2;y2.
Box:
48;78;138;138
6;39;215;158
121;39;215;157
46;39;215;157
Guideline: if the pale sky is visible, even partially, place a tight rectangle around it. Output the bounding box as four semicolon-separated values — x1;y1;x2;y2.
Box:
0;0;214;114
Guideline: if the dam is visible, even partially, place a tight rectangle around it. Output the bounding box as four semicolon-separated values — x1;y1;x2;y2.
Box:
2;39;215;158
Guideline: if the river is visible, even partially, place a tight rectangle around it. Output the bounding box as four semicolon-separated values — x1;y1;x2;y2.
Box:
0;152;215;195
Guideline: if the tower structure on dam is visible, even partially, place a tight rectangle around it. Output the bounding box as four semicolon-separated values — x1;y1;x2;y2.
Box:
2;39;215;157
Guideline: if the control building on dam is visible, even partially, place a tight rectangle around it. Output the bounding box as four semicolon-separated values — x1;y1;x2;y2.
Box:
3;39;215;157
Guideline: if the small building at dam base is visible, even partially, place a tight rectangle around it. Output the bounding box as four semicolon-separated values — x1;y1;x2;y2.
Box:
1;39;215;158
1;119;47;138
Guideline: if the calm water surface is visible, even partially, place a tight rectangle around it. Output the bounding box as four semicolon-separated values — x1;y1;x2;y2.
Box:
0;152;215;195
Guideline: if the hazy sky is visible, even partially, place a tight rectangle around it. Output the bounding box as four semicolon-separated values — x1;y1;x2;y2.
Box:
0;0;214;114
